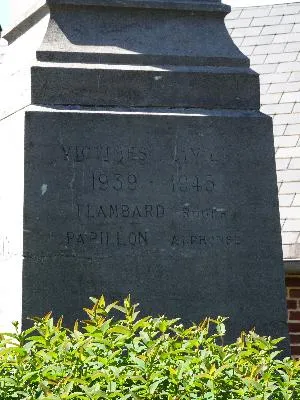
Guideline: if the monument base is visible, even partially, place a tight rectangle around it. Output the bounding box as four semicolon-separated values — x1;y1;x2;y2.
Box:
23;106;288;345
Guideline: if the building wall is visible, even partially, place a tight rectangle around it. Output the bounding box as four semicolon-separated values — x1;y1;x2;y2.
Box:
286;275;300;357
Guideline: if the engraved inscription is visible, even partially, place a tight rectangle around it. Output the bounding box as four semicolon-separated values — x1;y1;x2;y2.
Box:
92;172;138;191
173;148;219;165
171;234;241;247
180;206;227;220
61;145;148;164
66;231;148;246
171;175;215;193
57;139;238;254
77;204;165;219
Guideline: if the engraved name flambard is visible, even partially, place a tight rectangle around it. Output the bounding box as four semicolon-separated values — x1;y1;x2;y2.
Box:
60;141;241;252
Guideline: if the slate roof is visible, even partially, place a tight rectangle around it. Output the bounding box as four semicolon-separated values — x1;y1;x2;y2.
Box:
225;3;300;261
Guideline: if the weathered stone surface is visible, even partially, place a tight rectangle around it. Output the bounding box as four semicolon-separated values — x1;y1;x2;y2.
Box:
23;107;288;344
18;0;289;352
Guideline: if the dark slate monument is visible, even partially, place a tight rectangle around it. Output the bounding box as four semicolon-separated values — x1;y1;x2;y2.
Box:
24;0;289;343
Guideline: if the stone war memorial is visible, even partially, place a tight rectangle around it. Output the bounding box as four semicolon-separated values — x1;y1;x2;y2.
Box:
1;0;289;346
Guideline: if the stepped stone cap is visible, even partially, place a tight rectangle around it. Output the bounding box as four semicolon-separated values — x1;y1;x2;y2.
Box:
32;0;259;109
47;0;229;13
39;0;244;67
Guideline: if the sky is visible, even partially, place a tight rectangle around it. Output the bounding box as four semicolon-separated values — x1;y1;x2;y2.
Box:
0;0;9;30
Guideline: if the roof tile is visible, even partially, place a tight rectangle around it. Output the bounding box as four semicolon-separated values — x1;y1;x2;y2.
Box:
277;62;300;73
226;18;252;29
273;124;287;135
277;147;300;159
250;54;267;65
252;43;286;55
225;9;242;21
232;27;263;38
293;24;300;33
279;207;300;219
289;71;300;81
280;182;300;194
266;52;298;64
282;243;300;259
280;92;300;103
289;158;300;169
269;82;300;94
239;45;255;56
240;6;272;19
281;14;300;24
285;125;300;136
279;194;295;207
277;169;300;182
260;84;270;94
276;158;291;170
242;35;274;46
261;93;282;105
260;73;290;85
270;4;300;16
285;43;300;53
274;135;299;148
282;220;300;231
231;37;244;47
261;24;293;35
251;16;282;27
273;113;300;125
262;103;294;115
273;33;300;43
281;231;299;244
293;194;300;206
252;63;278;74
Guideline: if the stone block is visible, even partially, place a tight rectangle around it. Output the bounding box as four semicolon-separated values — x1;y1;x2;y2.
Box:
31;64;259;109
22;108;288;343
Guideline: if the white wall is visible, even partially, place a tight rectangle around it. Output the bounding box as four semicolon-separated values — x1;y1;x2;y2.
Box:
0;111;25;331
9;0;45;25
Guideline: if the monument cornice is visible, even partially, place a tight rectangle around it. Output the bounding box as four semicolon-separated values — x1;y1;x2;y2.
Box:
34;0;255;109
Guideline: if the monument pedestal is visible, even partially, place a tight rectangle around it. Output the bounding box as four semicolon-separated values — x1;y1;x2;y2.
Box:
22;0;289;347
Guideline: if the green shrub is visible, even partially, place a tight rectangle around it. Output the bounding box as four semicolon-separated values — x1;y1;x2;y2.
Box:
0;296;299;399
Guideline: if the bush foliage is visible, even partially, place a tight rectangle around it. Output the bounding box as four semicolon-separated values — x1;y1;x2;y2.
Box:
0;296;299;399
